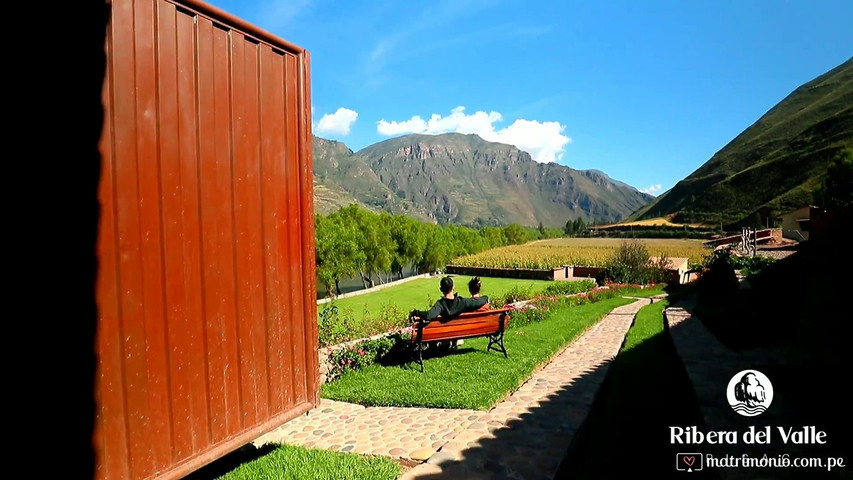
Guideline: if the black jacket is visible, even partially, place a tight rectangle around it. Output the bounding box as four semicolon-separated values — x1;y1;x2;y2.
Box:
410;294;490;323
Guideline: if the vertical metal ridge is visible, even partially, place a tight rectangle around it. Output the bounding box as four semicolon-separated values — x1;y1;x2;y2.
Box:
248;38;265;421
192;8;214;443
298;50;319;404
106;6;133;478
257;42;273;413
281;51;296;408
289;53;305;402
152;0;177;461
127;0;142;474
226;28;245;429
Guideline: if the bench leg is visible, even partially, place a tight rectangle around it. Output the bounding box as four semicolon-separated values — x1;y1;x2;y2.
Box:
417;342;424;373
487;332;508;358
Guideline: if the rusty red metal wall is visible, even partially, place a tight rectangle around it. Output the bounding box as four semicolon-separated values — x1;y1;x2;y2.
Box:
96;0;318;478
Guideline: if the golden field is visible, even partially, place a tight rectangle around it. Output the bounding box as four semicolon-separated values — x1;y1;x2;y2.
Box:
452;238;711;269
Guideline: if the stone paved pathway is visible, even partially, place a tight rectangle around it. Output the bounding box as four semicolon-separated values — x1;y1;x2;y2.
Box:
255;297;655;479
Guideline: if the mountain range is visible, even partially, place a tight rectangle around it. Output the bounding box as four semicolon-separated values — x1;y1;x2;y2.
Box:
312;133;653;227
631;57;853;226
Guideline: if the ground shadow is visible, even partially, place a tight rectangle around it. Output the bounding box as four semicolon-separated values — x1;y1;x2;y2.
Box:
694;241;848;352
377;341;480;368
183;444;278;480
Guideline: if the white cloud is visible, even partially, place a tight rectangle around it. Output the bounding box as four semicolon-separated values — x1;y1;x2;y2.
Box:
376;106;571;163
640;184;662;196
316;108;359;136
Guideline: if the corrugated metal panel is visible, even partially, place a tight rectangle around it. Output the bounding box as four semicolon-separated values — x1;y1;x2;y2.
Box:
96;0;318;478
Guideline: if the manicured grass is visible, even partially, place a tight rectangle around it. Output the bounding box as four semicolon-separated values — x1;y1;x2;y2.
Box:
625;299;670;350
322;296;636;410
555;299;716;478
321;275;551;325
612;284;666;298
211;444;401;480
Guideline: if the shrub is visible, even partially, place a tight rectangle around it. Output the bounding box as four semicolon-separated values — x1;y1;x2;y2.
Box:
729;254;777;278
597;240;671;285
327;336;395;381
318;302;356;348
696;248;739;303
364;302;409;334
494;285;536;306
542;279;597;296
506;297;551;328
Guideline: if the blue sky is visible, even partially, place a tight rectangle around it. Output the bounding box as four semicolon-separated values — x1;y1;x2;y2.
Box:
212;0;851;196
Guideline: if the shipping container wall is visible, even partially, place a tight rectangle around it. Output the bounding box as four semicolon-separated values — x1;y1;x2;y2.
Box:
96;0;318;478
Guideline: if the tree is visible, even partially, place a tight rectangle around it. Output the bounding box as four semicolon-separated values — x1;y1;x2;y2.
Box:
335;205;396;288
445;224;486;257
503;223;528;245
315;214;364;297
367;213;396;284
479;226;507;248
573;217;586;236
389;214;426;279
564;217;586;237
418;224;451;273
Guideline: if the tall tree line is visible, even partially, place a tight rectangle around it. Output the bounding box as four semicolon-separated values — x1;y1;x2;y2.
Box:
315;204;562;297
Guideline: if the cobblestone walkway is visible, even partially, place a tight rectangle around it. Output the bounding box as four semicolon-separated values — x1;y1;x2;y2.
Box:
255;298;654;479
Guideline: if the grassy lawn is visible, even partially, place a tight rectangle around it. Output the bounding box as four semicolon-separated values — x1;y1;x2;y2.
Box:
616;285;666;298
555;299;718;478
187;444;401;480
322;296;637;410
320;275;552;328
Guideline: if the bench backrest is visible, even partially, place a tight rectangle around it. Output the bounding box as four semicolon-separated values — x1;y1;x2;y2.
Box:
412;308;512;344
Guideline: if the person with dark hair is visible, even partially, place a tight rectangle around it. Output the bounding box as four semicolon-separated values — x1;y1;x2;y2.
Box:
409;276;490;323
467;276;491;311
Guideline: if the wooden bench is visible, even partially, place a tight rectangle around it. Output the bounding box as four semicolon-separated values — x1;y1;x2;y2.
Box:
409;308;512;372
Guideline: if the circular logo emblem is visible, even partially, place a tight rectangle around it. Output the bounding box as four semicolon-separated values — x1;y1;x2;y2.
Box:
727;369;773;417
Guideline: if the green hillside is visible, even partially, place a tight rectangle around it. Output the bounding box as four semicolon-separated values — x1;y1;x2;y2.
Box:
633;57;853;226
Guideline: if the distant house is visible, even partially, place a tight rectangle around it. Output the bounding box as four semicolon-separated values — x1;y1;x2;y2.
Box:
650;256;692;284
776;206;813;241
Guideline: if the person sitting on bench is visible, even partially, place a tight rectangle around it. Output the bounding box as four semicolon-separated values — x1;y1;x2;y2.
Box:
409;276;490;323
467;276;491;311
